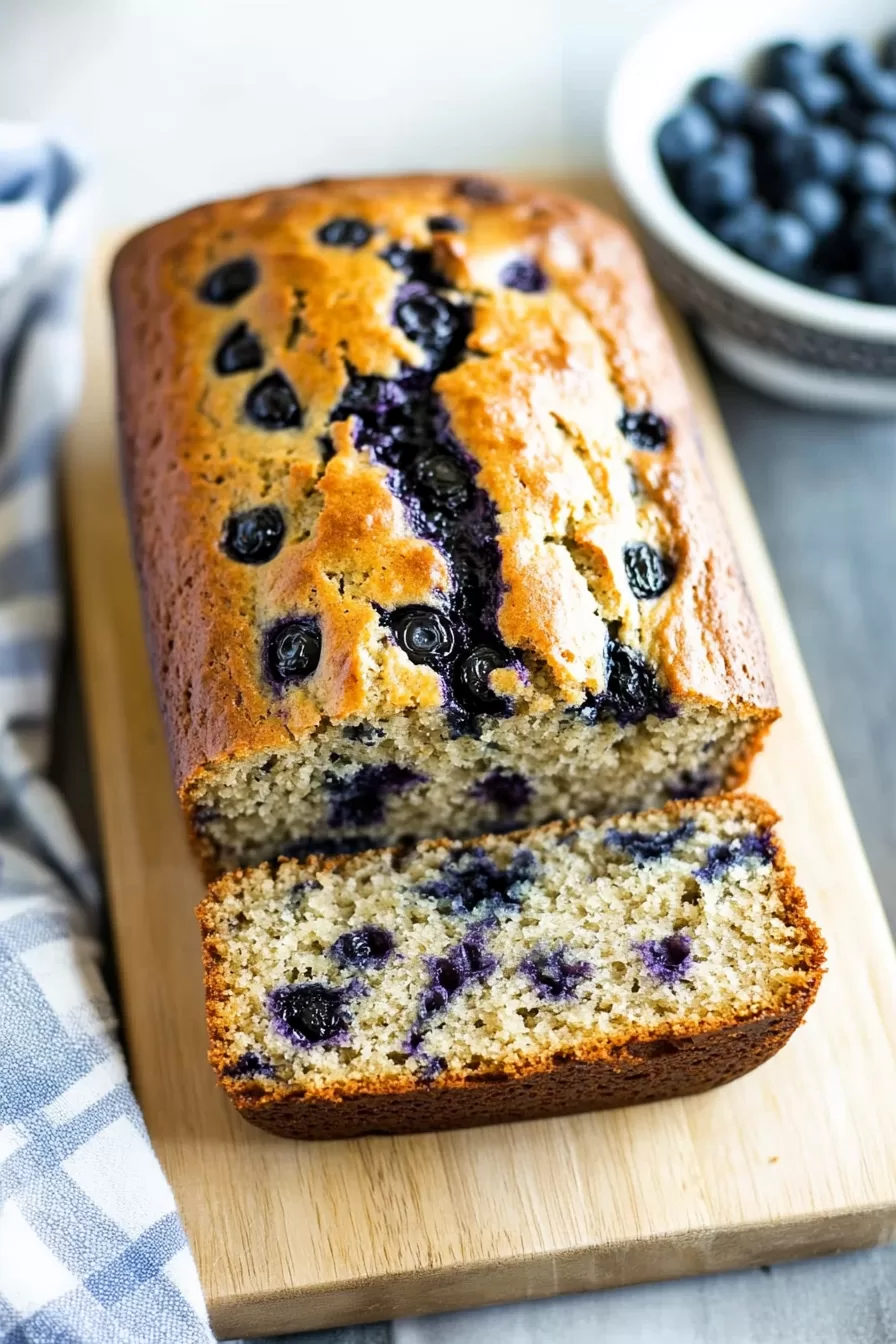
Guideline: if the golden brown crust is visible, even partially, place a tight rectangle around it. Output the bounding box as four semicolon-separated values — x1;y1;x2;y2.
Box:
111;174;777;809
217;1011;808;1140
198;794;825;1139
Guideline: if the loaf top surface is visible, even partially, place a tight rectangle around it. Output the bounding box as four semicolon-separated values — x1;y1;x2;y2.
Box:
111;174;775;792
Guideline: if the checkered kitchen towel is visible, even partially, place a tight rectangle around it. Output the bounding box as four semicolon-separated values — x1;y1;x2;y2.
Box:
0;125;215;1344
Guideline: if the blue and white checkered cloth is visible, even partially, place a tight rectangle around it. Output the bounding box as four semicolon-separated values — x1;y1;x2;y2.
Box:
0;126;213;1344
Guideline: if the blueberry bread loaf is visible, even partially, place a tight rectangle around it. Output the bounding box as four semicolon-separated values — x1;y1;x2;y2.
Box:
199;794;823;1139
112;175;777;876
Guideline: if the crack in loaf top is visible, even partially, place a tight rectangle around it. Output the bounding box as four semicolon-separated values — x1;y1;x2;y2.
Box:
111;174;776;789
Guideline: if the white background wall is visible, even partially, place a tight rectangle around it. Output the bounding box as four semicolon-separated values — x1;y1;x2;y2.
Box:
0;0;670;226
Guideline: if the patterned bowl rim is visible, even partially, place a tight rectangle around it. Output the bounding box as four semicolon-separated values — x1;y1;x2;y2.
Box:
605;0;896;342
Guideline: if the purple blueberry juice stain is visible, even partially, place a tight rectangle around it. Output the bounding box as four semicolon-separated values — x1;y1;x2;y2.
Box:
329;250;524;736
405;926;497;1062
267;982;353;1048
330;925;395;970
520;946;591;1000
324;763;427;829
471;769;533;819
418;846;537;917
636;933;692;985
695;830;775;883
499;257;549;293
225;1050;275;1080
577;639;676;728
604;820;695;864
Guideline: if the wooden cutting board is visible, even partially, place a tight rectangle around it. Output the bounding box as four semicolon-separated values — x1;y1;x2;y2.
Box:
65;196;896;1340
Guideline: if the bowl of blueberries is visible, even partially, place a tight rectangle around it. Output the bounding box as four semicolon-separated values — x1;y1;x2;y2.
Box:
607;0;896;409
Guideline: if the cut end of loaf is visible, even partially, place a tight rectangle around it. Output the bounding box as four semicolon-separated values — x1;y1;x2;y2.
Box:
185;700;770;876
199;794;824;1138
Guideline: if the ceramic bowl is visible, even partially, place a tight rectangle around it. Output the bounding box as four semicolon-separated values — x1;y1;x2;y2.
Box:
606;0;896;411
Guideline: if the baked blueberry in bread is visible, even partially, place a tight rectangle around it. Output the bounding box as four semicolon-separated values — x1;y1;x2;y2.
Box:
198;794;824;1139
111;175;777;876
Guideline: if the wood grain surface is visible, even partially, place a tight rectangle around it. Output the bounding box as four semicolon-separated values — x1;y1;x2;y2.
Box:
64;207;896;1340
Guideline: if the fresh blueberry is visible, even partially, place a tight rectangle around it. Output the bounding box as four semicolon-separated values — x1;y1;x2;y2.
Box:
428;214;464;232
681;150;753;220
388;605;455;665
744;89;806;138
456;645;511;715
316;216;374;249
784;181;844;235
198;256;258;305
636;934;692;985
330;925;395;969
394;287;471;369
245;371;302;430
499;257;549;292
851;69;896;113
850;196;896;245
222;505;285;564
214;321;264;375
453;176;507;203
863;238;896;303
325;763;425;828
623;541;674;599
824;38;875;82
849;140;896;194
262;616;321;689
617;409;669;450
743;211;815;277
656;104;718;169
268;982;351;1046
864;112;896;155
713;199;769;252
691;75;748;128
604;820;695;864
779;126;854;184
760;40;819;87
783;71;848;120
820;272;863;299
520;946;591;1001
882;30;896;71
718;132;753;164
